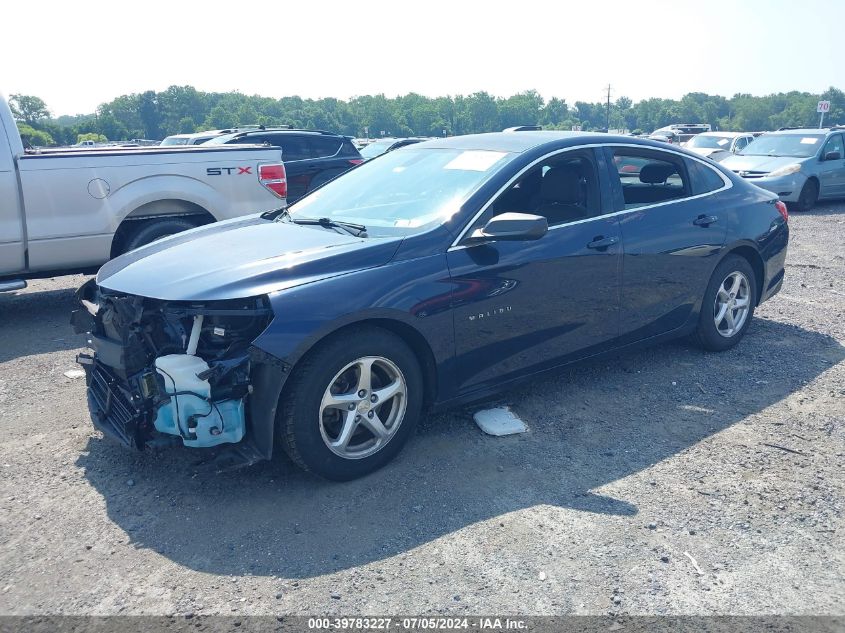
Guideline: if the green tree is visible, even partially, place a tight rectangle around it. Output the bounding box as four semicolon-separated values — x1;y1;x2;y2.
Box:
16;123;54;147
138;90;162;139
9;94;51;124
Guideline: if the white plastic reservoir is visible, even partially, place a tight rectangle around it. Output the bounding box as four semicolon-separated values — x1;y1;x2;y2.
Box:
153;354;245;447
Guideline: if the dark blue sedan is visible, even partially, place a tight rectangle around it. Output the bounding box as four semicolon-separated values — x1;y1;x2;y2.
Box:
74;132;789;480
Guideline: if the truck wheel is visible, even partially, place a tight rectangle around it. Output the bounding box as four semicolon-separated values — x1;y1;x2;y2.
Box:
791;179;818;213
692;255;756;352
278;326;423;481
122;218;198;253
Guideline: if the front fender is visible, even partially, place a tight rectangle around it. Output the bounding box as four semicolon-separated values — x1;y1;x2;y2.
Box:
251;252;456;401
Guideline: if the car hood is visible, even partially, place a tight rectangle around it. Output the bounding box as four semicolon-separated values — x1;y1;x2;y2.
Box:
97;215;403;301
720;154;805;174
688;147;724;157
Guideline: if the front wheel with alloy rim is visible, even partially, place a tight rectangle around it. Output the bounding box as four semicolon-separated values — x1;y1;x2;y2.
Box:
278;326;423;480
693;255;757;352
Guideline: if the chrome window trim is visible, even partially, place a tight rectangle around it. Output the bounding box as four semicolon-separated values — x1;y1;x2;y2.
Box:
449;142;733;250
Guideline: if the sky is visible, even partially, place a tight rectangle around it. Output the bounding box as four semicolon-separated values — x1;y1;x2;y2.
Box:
3;0;844;117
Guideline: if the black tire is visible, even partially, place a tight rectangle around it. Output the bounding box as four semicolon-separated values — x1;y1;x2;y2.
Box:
278;326;423;481
693;255;757;352
790;179;818;213
122;217;198;253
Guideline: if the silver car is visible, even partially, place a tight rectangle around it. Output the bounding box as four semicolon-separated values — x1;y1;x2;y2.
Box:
721;127;845;211
686;132;756;162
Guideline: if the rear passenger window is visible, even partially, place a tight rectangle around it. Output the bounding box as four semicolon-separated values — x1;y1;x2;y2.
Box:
686;158;726;195
309;136;342;158
272;135;309;161
339;139;361;157
610;149;690;209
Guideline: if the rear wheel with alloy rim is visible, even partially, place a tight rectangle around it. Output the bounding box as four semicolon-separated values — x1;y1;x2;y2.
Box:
278;327;422;480
693;255;757;352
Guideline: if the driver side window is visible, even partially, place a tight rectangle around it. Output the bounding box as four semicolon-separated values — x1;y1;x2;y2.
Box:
823;134;843;158
486;150;601;228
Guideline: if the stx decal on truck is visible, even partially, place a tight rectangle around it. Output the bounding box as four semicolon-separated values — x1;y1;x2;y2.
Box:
206;166;253;175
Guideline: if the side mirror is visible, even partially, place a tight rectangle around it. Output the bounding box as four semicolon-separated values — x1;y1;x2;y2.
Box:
824;151;842;161
466;213;548;243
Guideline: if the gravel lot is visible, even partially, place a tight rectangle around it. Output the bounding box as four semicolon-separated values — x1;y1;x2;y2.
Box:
0;203;843;617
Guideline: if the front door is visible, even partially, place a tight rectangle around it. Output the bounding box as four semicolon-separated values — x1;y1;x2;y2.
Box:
603;146;728;344
818;133;845;198
447;148;622;393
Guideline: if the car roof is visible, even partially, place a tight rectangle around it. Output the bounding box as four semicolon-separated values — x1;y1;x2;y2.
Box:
416;131;665;153
767;128;831;135
234;128;344;138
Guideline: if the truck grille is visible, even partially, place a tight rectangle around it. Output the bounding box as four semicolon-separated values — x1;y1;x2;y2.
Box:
88;363;144;448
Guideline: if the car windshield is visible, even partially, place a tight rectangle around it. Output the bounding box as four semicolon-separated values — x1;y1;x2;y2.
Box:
688;135;732;149
160;137;189;146
359;141;392;159
287;147;513;237
739;134;824;158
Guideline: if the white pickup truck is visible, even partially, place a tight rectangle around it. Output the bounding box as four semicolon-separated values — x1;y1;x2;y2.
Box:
0;94;287;291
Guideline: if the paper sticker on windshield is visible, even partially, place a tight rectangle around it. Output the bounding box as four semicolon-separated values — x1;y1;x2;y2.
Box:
444;151;508;172
717;138;729;146
801;137;820;144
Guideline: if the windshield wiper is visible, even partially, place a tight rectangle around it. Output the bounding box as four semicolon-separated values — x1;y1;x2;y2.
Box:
292;217;367;237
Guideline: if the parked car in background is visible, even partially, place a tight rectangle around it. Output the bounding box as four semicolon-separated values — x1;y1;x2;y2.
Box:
160;127;262;146
721;127;845;211
653;123;711;145
647;130;681;144
0;93;286;291
75;132;788;480
686;132;756;162
204;128;362;202
359;137;431;160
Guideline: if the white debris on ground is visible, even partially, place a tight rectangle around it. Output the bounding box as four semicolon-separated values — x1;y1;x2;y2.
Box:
473;407;528;436
63;369;85;379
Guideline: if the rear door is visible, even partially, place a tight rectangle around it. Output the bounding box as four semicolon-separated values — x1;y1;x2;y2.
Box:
0;131;25;273
603;146;728;343
818;133;845;198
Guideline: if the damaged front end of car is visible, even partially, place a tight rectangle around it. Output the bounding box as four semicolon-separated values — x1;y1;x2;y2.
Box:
71;279;289;468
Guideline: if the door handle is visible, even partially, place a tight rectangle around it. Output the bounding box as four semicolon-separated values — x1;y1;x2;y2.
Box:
693;214;718;227
587;235;619;250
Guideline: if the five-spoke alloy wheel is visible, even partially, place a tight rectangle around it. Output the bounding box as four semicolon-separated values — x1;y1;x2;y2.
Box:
319;356;407;459
694;255;757;352
713;271;751;338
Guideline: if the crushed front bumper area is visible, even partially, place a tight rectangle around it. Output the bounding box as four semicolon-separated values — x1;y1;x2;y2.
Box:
83;358;150;449
72;280;289;467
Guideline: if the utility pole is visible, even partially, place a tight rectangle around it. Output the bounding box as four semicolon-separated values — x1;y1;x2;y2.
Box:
605;84;612;132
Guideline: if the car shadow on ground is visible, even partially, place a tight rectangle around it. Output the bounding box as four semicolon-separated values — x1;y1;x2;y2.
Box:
76;317;844;579
800;200;845;216
0;285;88;363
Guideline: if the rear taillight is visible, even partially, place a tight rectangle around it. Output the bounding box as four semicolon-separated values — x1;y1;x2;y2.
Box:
258;163;287;199
348;158;364;165
775;200;788;222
